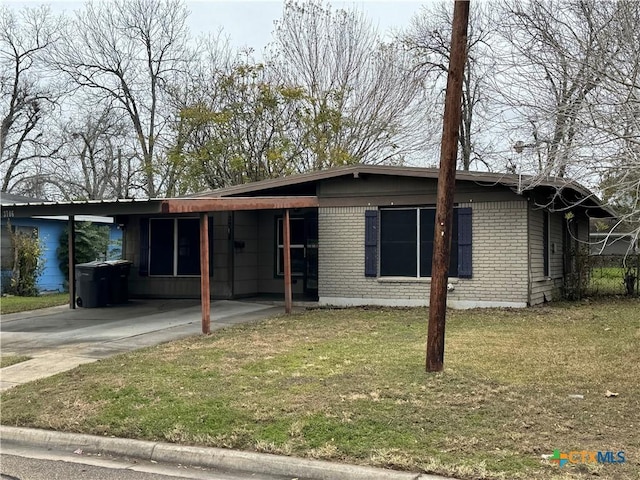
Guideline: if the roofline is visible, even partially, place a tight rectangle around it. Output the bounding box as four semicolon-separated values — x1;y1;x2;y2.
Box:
34;215;114;223
590;232;638;238
0;196;319;218
190;164;614;216
188;164;591;196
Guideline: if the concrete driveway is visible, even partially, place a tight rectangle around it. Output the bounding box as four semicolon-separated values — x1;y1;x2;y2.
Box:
0;299;282;391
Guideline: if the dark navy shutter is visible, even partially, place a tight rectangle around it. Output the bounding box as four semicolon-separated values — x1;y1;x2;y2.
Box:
457;208;472;278
139;218;149;276
364;210;378;277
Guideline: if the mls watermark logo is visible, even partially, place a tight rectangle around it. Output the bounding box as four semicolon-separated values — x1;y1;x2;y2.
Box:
549;449;625;467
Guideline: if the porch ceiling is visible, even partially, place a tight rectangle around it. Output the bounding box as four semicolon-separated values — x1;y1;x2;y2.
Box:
1;196;319;218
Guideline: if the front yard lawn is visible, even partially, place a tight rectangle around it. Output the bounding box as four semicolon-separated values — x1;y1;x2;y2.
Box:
0;293;69;314
1;299;638;479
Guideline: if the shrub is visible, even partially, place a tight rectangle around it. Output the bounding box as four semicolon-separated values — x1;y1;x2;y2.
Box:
57;222;110;283
6;225;44;297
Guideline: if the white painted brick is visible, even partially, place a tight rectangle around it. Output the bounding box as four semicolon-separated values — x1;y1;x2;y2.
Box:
318;201;530;306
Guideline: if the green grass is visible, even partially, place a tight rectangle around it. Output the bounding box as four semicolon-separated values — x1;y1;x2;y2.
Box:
586;266;640;296
1;299;639;479
0;293;69;314
587;267;625;295
0;355;31;368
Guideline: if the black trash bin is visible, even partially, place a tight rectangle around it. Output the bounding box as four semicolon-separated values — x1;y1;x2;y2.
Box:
75;261;110;308
105;260;132;304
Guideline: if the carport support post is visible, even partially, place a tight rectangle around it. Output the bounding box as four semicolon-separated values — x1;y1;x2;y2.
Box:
284;209;292;314
200;212;211;334
68;216;76;309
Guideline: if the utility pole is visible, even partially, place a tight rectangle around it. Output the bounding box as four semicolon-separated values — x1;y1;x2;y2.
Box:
426;0;470;373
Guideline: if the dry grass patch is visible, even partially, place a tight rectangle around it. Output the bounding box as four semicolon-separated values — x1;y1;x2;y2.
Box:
1;299;638;479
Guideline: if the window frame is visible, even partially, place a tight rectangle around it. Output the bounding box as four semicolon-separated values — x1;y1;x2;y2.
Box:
148;217;202;277
378;206;460;278
275;216;306;277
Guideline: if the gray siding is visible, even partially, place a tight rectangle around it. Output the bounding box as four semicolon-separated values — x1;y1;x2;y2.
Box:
123;210;300;300
317;175;519;206
125;212;232;299
257;210;304;296
233;211;259;296
528;208;564;305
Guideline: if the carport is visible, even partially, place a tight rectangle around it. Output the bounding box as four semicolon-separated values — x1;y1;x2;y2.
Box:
1;196;319;334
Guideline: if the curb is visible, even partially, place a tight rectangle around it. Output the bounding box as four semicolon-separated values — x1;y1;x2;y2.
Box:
0;426;452;480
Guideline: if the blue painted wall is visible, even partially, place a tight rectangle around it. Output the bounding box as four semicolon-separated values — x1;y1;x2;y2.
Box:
1;218;122;293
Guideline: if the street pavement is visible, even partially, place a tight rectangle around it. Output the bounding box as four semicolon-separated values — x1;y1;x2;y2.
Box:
1;448;290;480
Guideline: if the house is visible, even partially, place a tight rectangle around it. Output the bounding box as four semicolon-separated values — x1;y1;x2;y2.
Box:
0;192;122;293
0;165;612;311
589;218;639;256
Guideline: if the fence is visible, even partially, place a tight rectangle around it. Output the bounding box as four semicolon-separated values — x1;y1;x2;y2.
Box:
565;252;640;299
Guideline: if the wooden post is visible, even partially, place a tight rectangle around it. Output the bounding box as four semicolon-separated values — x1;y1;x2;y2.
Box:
283;209;292;314
426;0;470;372
200;212;211;334
68;216;76;309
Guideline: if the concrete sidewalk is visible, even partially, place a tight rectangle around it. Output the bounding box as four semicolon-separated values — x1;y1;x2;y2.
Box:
0;426;453;480
0;299;283;391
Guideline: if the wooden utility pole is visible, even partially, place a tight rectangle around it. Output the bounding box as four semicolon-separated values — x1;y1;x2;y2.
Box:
426;0;470;372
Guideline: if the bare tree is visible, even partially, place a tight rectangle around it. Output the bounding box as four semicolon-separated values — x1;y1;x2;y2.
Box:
586;1;640;246
51;0;192;197
268;0;435;170
496;0;639;247
1;5;63;194
47;104;137;200
401;1;498;170
497;0;621;178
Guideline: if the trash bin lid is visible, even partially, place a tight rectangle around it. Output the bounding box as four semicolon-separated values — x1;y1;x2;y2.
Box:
76;261;111;269
104;260;133;266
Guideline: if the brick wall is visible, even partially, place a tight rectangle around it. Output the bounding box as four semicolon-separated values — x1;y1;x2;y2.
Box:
318;201;530;308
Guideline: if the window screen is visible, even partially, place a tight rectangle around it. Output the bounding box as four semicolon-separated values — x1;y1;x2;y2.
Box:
379;208;460;278
149;219;175;275
177;219;200;275
420;209;459;277
380;209;417;276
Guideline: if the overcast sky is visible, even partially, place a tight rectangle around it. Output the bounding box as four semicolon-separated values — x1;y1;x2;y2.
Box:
7;0;428;52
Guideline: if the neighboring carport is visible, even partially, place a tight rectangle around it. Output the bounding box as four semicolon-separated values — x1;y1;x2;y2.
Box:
0;196;319;334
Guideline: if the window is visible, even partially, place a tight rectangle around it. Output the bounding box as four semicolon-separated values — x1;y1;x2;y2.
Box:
365;208;472;279
379;208;459;277
543;211;550;277
380;209;417;276
149;218;201;276
276;217;305;276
